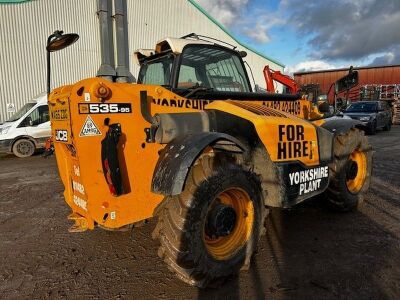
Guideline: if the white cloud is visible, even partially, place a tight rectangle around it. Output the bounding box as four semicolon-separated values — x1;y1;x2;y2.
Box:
196;0;249;26
285;60;337;74
196;1;285;44
369;49;400;66
243;24;271;43
282;0;400;61
241;15;284;44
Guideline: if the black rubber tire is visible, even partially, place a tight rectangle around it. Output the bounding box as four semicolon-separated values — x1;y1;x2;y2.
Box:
152;153;267;288
325;128;372;211
368;121;377;135
383;120;392;131
12;139;35;158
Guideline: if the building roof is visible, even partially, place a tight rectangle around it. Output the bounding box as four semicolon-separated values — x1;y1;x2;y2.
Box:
188;0;284;68
294;64;400;76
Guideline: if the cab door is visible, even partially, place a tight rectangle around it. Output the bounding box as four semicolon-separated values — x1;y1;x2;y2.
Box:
21;105;51;143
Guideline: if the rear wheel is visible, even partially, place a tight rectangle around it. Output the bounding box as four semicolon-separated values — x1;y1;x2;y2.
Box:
12;139;35;158
152;154;267;288
325;128;372;211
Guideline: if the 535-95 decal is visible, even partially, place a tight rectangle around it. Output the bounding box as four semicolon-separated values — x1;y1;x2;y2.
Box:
79;103;132;114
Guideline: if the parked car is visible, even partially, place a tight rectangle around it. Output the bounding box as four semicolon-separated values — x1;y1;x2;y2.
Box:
343;100;392;135
0;93;50;157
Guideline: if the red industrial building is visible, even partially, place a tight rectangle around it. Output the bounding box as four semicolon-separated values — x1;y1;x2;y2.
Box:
294;64;400;102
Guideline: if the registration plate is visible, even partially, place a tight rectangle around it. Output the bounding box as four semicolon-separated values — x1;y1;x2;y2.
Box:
50;107;69;121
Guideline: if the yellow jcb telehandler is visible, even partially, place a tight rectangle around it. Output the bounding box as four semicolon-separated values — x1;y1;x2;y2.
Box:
47;28;371;287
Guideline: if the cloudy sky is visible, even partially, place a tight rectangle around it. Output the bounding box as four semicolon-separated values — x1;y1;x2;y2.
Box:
196;0;400;73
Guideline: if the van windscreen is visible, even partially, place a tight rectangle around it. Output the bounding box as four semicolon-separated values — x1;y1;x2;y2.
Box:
6;102;36;122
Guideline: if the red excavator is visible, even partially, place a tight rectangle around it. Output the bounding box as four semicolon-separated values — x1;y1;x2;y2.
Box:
263;65;299;94
264;65;324;105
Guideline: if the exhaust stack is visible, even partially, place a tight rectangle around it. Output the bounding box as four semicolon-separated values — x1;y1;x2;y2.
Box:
114;0;134;83
96;0;134;83
96;0;116;81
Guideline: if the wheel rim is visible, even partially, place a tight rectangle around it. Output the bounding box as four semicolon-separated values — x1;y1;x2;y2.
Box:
17;141;33;156
203;188;254;260
346;150;367;194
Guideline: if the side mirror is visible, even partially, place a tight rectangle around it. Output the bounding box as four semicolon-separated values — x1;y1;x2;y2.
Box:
25;116;33;126
335;69;358;93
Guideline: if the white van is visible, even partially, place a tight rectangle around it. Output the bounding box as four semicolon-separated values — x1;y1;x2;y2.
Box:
0;93;50;157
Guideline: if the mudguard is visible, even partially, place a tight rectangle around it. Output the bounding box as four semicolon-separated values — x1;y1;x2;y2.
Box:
321;117;365;135
151;132;246;196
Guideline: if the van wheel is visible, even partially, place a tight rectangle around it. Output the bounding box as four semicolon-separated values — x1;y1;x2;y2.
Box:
12;139;35;158
325;128;372;211
152;154;267;288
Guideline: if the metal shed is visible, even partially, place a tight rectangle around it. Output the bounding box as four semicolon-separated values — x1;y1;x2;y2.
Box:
0;0;284;122
294;65;400;102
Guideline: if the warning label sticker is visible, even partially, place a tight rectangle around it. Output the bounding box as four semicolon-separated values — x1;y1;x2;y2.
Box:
79;115;101;137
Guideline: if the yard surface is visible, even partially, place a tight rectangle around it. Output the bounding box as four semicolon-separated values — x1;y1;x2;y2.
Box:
0;127;399;299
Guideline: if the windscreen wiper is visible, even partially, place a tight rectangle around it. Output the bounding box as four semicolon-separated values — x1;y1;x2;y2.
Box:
184;86;214;98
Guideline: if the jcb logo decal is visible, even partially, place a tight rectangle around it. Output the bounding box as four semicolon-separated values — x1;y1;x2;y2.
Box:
55;129;68;142
277;125;312;159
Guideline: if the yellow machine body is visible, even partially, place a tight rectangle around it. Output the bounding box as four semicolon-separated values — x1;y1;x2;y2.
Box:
49;77;327;230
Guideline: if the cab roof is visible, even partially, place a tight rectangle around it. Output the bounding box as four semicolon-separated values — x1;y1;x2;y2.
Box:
134;37;213;66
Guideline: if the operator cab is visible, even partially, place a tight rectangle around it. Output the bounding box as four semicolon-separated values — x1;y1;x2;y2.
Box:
135;35;252;98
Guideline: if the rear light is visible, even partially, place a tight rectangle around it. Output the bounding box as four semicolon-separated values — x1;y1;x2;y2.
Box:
103;158;117;195
101;123;123;196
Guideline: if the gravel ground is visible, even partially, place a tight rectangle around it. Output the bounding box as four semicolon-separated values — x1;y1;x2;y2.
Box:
0;127;399;299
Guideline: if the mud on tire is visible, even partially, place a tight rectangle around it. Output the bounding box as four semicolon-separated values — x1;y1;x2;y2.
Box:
325;128;372;211
152;153;267;288
12;138;35;158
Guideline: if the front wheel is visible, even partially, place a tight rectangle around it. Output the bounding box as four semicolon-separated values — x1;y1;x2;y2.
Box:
152;154;267;288
12;139;35;158
324;128;372;211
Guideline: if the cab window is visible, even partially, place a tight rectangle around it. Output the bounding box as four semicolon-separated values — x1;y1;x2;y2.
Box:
178;45;250;92
178;65;201;88
138;55;173;86
21;105;49;127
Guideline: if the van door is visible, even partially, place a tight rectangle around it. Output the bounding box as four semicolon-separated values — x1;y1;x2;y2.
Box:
21;105;51;146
